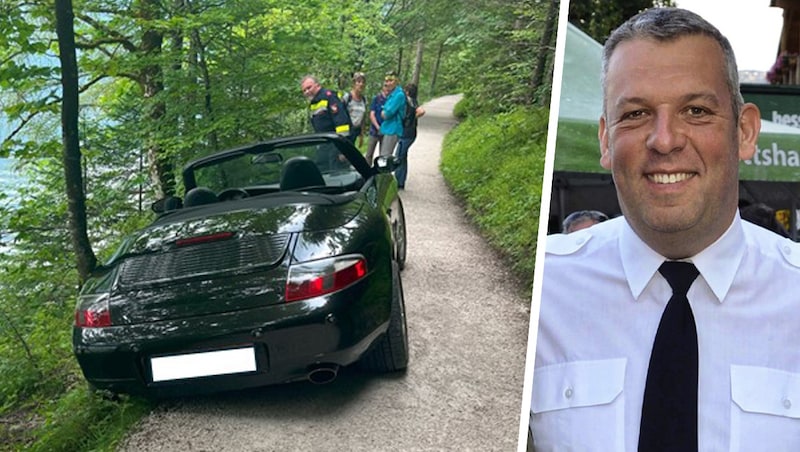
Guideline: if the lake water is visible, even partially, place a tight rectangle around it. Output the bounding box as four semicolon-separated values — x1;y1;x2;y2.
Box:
0;159;23;249
0;158;24;206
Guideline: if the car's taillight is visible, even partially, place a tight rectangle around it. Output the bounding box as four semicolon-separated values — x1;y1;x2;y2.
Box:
75;294;112;328
285;255;368;302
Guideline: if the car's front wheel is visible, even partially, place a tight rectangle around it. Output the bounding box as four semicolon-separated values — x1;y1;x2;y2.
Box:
358;262;408;372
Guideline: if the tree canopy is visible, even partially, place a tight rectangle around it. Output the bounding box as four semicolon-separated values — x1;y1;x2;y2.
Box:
4;0;556;190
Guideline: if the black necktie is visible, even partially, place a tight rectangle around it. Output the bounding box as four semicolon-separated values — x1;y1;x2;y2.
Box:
639;261;700;452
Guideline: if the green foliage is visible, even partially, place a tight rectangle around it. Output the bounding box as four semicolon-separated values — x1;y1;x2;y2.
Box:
0;0;62;156
438;0;556;115
451;96;472;121
440;102;549;285
0;154;153;450
28;389;153;452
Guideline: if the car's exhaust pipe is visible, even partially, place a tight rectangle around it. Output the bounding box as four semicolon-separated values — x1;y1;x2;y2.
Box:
307;363;339;384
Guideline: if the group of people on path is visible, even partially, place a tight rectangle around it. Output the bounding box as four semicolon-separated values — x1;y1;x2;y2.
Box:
300;71;425;190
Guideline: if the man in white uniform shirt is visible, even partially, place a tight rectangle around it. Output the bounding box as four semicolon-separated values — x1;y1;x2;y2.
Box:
530;7;800;452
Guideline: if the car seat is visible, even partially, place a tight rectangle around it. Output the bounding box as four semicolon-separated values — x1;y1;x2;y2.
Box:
183;187;218;207
280;157;326;191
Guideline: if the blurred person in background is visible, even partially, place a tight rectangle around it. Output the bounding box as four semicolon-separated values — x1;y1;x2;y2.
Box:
379;71;406;160
342;72;367;147
394;83;425;189
561;210;608;233
365;81;390;165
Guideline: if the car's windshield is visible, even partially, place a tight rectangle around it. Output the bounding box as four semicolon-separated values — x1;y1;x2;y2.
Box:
190;141;363;193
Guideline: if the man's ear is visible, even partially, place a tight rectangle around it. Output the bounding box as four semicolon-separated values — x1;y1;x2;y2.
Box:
599;116;612;170
738;103;761;161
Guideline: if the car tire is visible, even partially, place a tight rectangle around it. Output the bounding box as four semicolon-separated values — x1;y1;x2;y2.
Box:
359;262;409;372
393;197;407;270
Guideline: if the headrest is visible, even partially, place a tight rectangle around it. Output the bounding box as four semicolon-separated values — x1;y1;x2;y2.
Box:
280;157;325;191
184;187;218;207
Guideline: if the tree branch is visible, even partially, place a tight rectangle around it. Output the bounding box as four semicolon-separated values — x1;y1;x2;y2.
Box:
76;36;136;51
75;12;138;52
2;75;109;147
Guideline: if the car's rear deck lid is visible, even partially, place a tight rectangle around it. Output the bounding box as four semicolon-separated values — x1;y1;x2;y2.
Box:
116;233;289;288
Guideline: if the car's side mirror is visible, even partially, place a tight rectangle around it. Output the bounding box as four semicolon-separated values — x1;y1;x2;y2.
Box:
374;155;398;173
152;196;183;214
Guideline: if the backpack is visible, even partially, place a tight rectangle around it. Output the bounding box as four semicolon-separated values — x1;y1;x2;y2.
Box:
339;91;354;126
402;96;416;130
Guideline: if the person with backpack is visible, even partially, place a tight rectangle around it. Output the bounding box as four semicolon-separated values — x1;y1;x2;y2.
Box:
379;71;407;160
341;72;367;147
394;83;425;189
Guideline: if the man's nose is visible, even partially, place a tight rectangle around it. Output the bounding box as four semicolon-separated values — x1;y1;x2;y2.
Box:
646;113;687;155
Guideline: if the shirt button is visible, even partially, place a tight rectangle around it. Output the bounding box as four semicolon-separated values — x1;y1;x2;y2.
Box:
576;237;585;245
783;245;792;255
564;387;573;399
783;398;792;410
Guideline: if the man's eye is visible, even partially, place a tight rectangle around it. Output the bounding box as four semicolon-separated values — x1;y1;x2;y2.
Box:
687;106;707;116
622;110;645;121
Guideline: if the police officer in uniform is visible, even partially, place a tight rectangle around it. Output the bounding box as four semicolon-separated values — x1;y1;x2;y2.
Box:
530;8;800;451
300;75;351;170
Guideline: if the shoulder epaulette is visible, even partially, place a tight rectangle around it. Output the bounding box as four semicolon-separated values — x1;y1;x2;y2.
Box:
546;230;593;255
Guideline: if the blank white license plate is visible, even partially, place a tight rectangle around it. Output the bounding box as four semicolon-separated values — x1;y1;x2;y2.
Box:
150;346;257;382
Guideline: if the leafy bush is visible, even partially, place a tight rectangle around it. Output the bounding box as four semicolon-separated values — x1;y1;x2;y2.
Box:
29;388;152;452
440;102;549;289
0;159;155;451
451;96;472;121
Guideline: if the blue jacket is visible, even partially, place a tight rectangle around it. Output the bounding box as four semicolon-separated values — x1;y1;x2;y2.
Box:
369;93;387;136
380;86;406;136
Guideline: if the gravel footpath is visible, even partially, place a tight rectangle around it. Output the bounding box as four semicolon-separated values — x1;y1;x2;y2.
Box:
118;94;533;452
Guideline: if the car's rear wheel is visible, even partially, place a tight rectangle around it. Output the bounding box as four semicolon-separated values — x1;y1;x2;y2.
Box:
359;262;408;372
392;197;407;270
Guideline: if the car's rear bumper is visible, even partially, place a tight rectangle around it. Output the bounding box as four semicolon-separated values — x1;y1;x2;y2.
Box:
73;285;389;397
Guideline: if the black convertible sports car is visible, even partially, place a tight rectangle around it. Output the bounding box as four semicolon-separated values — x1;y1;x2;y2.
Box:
72;133;408;397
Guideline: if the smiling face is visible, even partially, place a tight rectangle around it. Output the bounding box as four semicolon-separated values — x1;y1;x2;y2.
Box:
599;35;760;258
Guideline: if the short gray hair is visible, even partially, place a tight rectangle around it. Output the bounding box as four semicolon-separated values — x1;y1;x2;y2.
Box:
601;7;743;119
300;74;318;85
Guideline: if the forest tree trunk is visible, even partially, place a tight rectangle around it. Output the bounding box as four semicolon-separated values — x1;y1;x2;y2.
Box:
55;0;98;283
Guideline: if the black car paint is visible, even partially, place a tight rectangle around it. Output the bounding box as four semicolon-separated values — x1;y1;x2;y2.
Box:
72;133;405;397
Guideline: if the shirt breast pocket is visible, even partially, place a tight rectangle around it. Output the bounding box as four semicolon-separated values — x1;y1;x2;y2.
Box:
530;358;626;452
730;365;800;452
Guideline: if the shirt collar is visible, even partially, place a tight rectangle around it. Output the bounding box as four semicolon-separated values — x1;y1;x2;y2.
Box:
619;214;744;303
619;219;667;300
